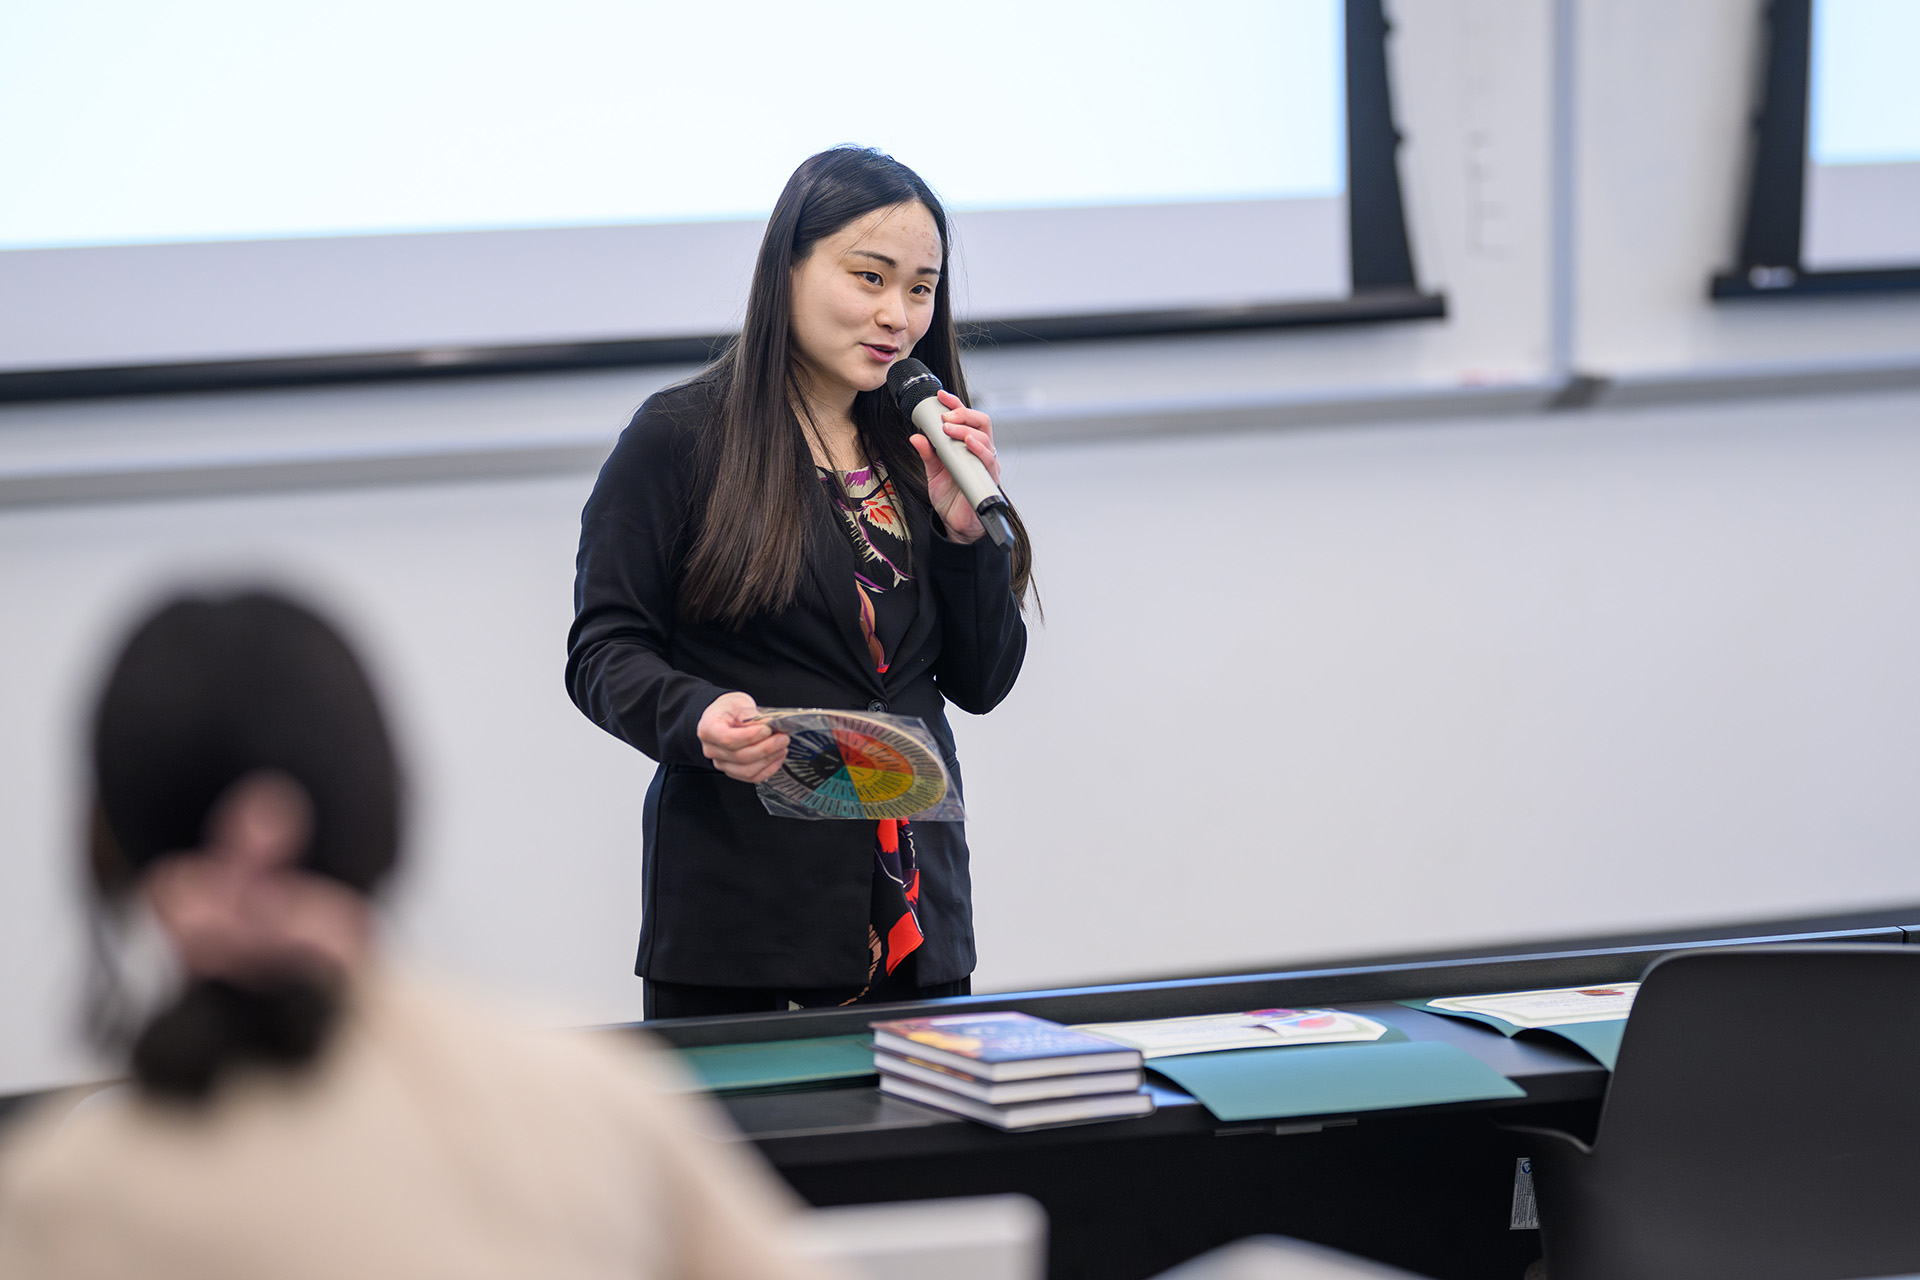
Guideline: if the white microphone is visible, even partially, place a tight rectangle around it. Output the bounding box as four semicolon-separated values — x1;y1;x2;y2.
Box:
885;358;1016;551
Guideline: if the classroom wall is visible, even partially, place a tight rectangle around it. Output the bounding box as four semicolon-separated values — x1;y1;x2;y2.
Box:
1575;0;1920;373
3;0;1918;1094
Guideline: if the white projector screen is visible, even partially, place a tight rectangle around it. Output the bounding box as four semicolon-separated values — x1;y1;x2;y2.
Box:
1803;0;1920;271
0;0;1348;373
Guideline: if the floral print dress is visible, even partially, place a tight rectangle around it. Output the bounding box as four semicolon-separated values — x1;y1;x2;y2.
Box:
818;462;925;1000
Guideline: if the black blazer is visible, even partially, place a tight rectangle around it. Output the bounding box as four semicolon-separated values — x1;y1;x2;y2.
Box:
566;380;1027;988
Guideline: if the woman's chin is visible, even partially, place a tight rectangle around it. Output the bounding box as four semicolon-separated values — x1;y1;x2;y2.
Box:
846;365;891;395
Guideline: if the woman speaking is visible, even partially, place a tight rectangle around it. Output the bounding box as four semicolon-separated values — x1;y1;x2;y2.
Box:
567;147;1033;1020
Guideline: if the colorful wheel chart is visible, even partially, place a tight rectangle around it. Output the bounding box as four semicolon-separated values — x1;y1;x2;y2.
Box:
756;710;950;820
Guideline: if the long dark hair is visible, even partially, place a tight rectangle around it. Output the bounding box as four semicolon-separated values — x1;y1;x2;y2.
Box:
86;590;402;1100
678;146;1035;627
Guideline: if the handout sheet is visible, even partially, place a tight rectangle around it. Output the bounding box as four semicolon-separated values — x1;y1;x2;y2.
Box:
1074;1008;1391;1059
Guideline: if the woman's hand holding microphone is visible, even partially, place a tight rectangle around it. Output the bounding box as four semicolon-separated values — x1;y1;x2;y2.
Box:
909;390;1002;544
697;691;789;783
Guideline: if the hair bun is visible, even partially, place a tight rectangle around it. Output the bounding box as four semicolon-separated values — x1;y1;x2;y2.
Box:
130;976;339;1100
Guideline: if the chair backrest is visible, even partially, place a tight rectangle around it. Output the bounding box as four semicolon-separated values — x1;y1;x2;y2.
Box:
1548;944;1920;1280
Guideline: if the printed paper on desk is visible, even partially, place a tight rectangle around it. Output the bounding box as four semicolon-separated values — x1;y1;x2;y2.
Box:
1427;983;1639;1028
1072;1008;1390;1059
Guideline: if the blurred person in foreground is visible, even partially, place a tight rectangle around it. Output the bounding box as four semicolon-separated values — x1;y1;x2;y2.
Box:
0;590;833;1280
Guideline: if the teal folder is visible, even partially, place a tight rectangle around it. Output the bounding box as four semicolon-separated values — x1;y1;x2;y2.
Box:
1537;1019;1625;1070
1397;998;1628;1070
671;1035;876;1095
1146;1040;1524;1122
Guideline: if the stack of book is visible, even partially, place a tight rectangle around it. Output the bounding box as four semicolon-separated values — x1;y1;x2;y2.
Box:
870;1011;1152;1130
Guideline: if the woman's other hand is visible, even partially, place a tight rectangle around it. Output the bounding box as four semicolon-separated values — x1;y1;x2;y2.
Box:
909;390;1002;543
697;691;789;783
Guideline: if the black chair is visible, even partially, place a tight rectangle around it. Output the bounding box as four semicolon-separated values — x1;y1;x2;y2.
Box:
1509;944;1920;1280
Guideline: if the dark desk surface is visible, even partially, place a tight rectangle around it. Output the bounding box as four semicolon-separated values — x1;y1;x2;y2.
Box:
719;1000;1604;1167
626;918;1917;1172
650;918;1919;1280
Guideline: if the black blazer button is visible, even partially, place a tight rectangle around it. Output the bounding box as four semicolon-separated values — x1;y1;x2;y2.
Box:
867;699;888;712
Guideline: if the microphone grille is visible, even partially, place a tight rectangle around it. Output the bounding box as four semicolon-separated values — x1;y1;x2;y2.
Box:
885;357;942;410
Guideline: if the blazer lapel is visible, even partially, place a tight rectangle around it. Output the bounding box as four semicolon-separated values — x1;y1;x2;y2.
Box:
885;494;941;693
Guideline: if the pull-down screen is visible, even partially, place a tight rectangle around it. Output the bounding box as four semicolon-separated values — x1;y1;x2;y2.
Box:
0;0;1347;373
1803;0;1920;270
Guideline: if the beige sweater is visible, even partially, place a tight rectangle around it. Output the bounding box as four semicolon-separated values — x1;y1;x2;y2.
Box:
0;970;835;1280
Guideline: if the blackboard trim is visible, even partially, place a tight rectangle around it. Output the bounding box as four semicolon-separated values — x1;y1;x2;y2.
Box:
0;290;1445;406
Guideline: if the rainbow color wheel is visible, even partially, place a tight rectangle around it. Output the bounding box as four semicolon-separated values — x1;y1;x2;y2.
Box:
755;710;952;821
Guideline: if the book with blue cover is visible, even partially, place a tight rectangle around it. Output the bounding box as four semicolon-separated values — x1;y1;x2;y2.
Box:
869;1011;1141;1082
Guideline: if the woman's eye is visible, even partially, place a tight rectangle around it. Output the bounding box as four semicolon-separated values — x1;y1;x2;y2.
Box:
858;271;883;285
911;284;932;297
